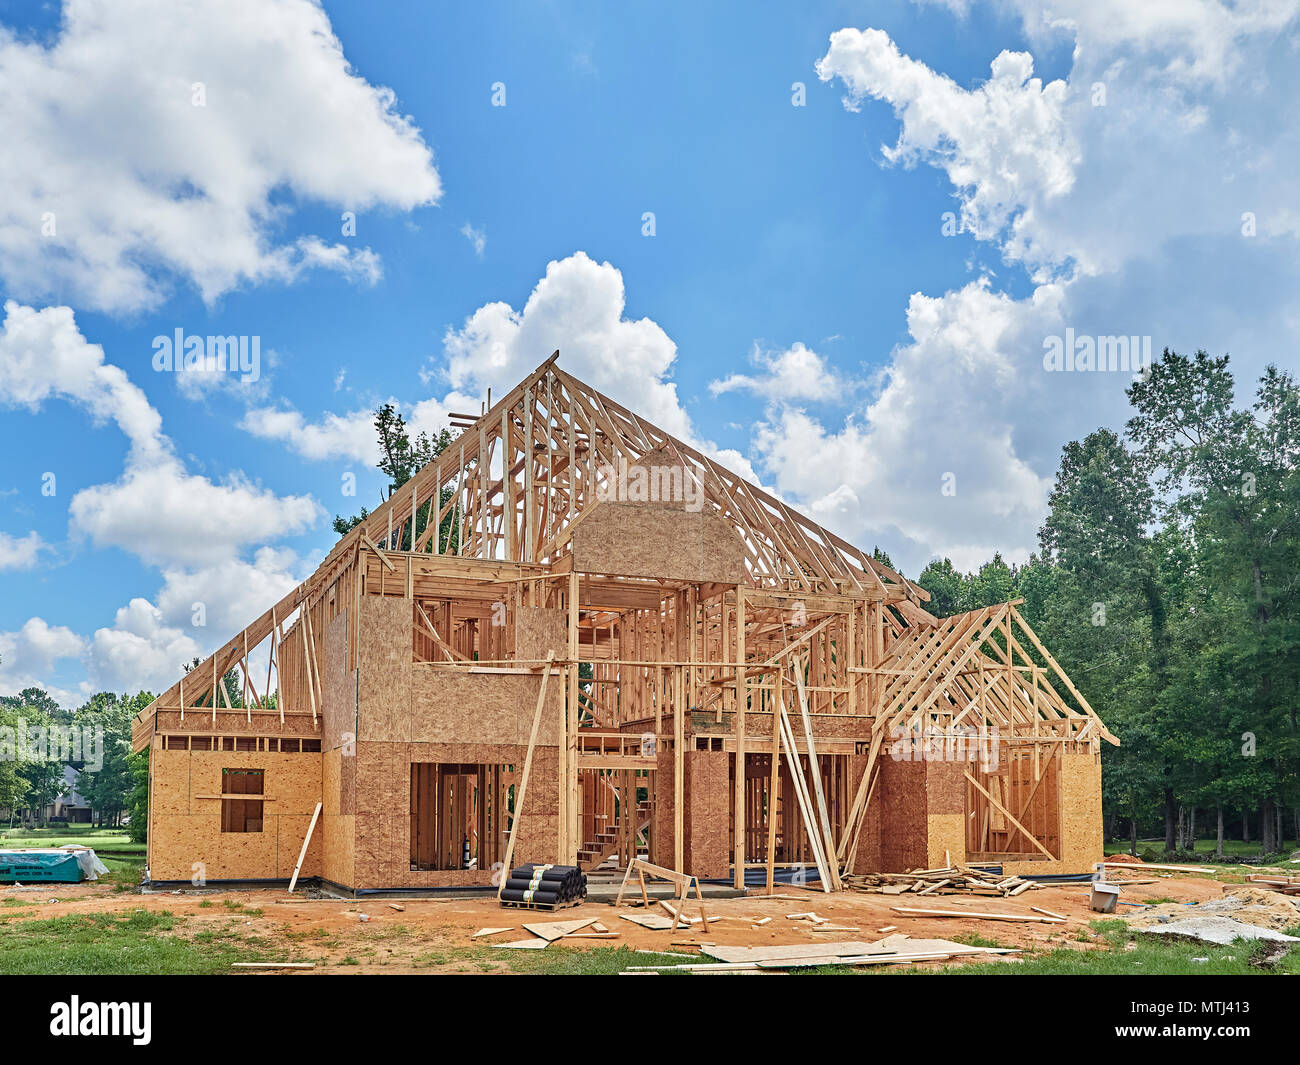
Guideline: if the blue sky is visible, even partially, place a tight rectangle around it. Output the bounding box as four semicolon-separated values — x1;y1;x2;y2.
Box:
2;0;1298;705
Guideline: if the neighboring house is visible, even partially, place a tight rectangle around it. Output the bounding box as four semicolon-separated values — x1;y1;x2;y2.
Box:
45;765;93;824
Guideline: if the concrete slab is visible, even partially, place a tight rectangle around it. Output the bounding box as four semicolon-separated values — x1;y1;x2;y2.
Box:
1139;916;1300;946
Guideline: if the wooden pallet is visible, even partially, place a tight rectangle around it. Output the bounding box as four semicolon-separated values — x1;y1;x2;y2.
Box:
499;895;584;912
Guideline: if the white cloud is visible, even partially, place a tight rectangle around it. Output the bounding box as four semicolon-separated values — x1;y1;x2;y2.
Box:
441;251;694;439
749;280;1064;572
710;342;845;402
0;531;46;571
461;223;487;259
151;548;303;638
70;456;321;568
0;0;440;313
83;549;304;694
801;10;1300;574
435;252;769;485
88;599;199;695
0;301;163;457
239;404;380;463
817;30;1078;268
0;301;324;568
1001;0;1300;87
0;618;87;703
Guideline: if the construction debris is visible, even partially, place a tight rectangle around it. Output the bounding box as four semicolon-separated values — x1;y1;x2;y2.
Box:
844;865;1045;899
1246;873;1300;896
1138;917;1300;947
1125;887;1300;934
623;933;1019;973
890;906;1065;923
521;917;596;942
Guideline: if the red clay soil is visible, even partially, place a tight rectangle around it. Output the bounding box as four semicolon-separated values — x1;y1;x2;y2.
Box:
0;865;1231;974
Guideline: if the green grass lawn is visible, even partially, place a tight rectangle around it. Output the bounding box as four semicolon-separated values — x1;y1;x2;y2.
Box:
0;909;267;975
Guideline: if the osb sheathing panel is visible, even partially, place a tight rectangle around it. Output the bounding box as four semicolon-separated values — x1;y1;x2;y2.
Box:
348;741;557;891
926;813;966;868
515;605;566;661
321;748;354;887
322;609;353;750
925;759;966;816
147;750;322;881
571;501;746;584
1059;748;1103;869
877;757;927;872
356;596;561;746
409;671;561;746
683;750;729;879
650;744;676;867
356;597;412;742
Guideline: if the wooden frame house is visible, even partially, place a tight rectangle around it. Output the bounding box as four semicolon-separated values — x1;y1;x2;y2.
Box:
132;355;1117;891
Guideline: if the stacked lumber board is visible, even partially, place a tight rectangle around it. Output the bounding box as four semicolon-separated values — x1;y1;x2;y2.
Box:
843;865;1043;899
1245;873;1300;896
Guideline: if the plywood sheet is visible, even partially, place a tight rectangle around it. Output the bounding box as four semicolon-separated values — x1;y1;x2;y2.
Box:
571;501;746;584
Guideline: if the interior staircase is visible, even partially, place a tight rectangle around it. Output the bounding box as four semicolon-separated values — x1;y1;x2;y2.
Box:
578;799;653;870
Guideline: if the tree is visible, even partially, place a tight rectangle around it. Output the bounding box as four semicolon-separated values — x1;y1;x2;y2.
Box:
333;403;458;552
76;691;150;828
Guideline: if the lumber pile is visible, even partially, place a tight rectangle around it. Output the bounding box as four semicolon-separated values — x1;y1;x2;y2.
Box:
1245;873;1300;896
843;865;1042;899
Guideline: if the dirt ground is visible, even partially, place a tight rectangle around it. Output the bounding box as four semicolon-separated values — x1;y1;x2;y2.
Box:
1;865;1267;974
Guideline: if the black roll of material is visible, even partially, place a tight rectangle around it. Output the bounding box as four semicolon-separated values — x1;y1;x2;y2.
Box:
504;862;587;904
500;887;562;904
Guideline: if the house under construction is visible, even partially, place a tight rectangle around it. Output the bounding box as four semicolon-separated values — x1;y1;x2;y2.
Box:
132;355;1117;892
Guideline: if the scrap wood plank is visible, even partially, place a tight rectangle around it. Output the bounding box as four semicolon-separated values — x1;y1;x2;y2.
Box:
701;941;885;963
890;906;1064;923
1102;862;1215;875
472;927;515;939
494;938;551;949
232;962;316;969
1031;907;1067;921
522;917;596;942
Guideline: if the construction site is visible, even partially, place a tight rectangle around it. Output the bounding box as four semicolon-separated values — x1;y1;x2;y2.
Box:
131;355;1118;900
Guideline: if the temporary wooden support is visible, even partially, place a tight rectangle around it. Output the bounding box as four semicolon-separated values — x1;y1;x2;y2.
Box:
498;651;556;896
288;801;322;893
615;858;710;932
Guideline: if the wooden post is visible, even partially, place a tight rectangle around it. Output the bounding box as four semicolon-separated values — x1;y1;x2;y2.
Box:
567;569;580;864
674;664;684;874
733;586;746;889
765;669;783;893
